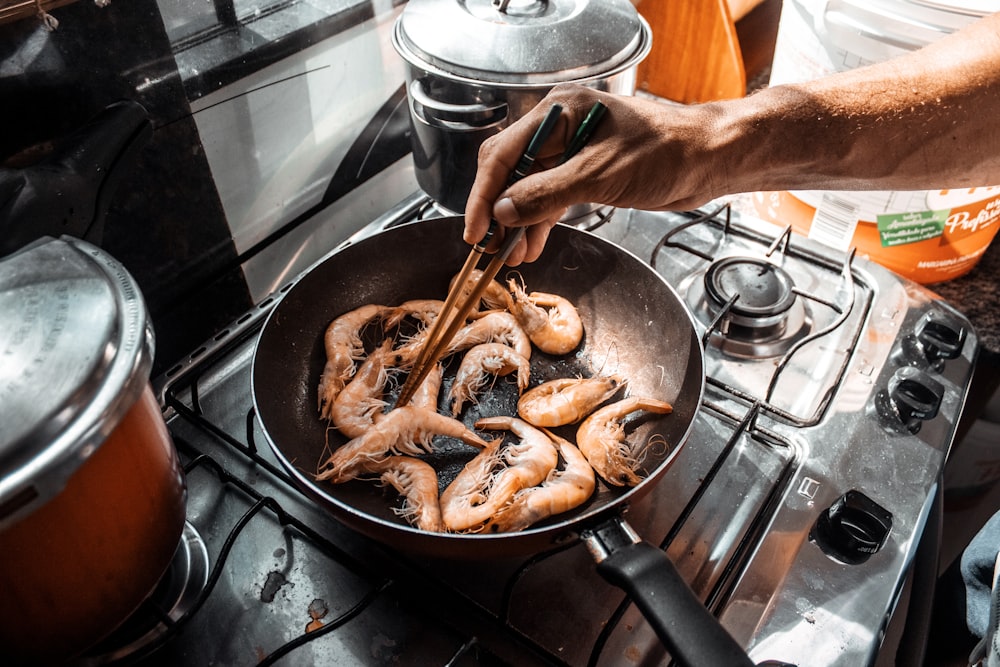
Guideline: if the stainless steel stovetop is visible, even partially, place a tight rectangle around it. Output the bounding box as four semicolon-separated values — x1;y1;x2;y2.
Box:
79;194;977;667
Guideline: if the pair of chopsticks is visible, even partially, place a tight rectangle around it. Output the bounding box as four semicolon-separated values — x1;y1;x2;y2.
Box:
395;100;609;408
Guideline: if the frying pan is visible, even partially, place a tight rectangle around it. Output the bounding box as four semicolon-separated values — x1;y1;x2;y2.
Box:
252;216;758;666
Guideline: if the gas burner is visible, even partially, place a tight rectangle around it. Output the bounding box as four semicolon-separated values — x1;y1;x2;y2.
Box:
79;522;209;665
705;256;796;325
688;256;813;358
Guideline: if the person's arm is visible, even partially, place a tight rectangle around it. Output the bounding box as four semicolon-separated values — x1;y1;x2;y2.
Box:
465;12;1000;265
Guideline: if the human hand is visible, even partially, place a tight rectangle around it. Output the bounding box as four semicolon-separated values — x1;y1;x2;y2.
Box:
463;83;719;264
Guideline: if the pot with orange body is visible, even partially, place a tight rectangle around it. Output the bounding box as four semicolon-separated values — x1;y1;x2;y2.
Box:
0;236;187;665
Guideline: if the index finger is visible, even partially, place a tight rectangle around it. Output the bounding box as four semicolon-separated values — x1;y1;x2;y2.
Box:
463;110;568;245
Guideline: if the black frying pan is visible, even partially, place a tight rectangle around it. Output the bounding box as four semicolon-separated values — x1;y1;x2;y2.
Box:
252;216;757;666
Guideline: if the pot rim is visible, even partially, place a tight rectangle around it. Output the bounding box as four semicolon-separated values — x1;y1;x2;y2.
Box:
0;236;154;530
392;12;652;88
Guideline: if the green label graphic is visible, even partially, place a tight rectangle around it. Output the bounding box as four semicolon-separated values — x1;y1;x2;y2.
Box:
876;209;950;247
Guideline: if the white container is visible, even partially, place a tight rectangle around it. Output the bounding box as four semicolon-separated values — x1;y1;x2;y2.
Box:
754;0;1000;284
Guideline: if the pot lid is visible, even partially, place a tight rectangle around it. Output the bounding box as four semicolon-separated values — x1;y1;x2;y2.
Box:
394;0;649;83
0;236;153;528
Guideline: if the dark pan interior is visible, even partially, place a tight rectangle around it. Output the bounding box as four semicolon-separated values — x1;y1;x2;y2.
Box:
251;216;704;558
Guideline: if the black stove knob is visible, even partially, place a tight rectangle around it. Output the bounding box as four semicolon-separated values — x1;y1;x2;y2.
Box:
876;366;945;434
811;490;892;564
915;311;966;364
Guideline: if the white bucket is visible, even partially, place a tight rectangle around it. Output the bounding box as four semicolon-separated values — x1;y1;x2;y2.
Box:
754;0;1000;284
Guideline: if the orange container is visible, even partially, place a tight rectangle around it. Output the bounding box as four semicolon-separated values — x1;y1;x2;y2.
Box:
762;0;999;284
752;187;1000;284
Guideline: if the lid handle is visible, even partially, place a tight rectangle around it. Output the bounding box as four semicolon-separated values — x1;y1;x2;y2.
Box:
492;0;547;15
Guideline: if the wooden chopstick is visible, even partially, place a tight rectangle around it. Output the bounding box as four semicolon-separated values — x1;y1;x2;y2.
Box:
394;104;564;407
399;221;495;390
395;234;493;406
395;100;608;408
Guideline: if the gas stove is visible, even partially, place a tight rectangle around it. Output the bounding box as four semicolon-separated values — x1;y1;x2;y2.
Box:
79;193;976;667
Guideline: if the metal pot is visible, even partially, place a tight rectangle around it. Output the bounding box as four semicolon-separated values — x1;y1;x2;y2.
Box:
0;236;187;665
392;0;652;214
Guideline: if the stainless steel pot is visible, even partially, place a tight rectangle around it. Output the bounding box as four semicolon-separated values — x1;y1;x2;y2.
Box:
0;236;187;665
392;0;652;214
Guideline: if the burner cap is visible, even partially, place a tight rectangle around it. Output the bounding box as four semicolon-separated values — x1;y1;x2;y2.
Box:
705;257;796;319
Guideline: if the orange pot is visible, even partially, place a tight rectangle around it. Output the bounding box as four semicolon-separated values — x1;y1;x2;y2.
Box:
0;236;187;665
0;385;186;664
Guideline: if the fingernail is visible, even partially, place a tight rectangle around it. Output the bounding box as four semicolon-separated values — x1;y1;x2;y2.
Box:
494;197;520;225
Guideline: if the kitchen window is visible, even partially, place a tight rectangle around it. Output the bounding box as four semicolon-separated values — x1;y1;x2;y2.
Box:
156;0;402;99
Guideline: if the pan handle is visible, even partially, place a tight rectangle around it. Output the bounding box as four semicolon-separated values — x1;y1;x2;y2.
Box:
583;516;757;667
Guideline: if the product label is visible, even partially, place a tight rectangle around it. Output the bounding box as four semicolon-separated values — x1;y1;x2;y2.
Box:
944;196;1000;241
876;210;950;247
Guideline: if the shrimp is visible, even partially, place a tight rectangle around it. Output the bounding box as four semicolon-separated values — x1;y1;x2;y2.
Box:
448;343;530;416
450;269;512;314
482;429;595;533
410;362;444;412
517;374;627;427
441;416;558;532
329;339;394;438
316;406;489;483
390;329;431;368
318;304;395;419
576;396;673;487
384;299;444;330
506;279;583;355
446;311;532;360
365;456;443;532
393;301;528;369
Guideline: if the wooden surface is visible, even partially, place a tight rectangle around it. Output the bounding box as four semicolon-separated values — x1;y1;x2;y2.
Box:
635;0;747;103
1;0;80;26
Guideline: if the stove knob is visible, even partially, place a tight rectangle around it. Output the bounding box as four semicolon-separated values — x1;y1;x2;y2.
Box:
811;490;893;564
915;311;966;364
876;366;945;434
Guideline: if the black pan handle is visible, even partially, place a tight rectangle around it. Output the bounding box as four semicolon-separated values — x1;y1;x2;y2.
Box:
584;516;756;667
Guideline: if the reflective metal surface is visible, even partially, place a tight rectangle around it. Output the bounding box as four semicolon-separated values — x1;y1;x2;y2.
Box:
0;236;153;529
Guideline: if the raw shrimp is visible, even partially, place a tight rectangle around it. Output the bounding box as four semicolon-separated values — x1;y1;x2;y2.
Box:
316;406;489;483
482;429;595;533
437;438;504;532
393;303;529;369
318;304;395;419
448;343;530;416
440;416;557;532
390;328;430;368
517;374;627;427
365;456;443;532
450;269;512;314
410;362;444;412
391;274;510;367
384;299;443;330
446;311;532;360
576;396;673;487
329;339;394;439
506;279;583;355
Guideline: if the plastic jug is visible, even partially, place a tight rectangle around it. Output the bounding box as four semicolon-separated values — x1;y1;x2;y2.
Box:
753;0;1000;284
